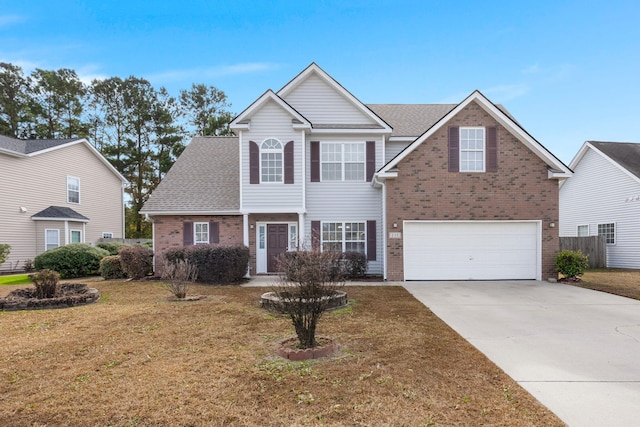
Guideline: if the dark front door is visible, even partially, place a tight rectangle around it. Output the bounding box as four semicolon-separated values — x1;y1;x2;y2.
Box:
267;224;288;272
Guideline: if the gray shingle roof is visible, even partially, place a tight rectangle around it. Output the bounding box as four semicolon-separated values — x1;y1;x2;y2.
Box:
0;135;80;154
366;104;456;137
31;206;90;221
142;136;240;213
589;141;640;180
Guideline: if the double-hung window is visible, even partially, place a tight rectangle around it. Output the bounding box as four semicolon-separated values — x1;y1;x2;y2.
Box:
194;222;209;245
459;127;485;172
67;176;80;203
598;223;615;244
70;230;82;243
321;143;365;181
321;222;366;254
45;229;59;251
260;138;283;183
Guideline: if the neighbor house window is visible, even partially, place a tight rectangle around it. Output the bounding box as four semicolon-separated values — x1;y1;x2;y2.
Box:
70;230;82;243
577;225;589;237
260;138;283;183
598;223;615;244
321;143;365;181
45;229;59;251
102;232;114;239
459;127;485;172
194;222;209;245
321;222;366;253
67;176;80;203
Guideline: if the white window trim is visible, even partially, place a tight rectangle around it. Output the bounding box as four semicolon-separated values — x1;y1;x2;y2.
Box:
255;222;298;274
259;138;284;184
320;221;367;254
459;127;486;173
194;222;209;245
45;229;60;251
70;229;82;244
577;224;589;237
320;142;366;182
597;222;616;245
102;232;114;239
67;176;80;204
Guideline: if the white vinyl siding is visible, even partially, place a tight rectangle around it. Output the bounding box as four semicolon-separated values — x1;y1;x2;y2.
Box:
281;73;375;125
306;135;383;275
385;141;411;164
241;100;303;211
560;147;640;268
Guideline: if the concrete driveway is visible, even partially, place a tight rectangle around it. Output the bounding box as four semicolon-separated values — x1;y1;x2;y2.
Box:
402;280;640;427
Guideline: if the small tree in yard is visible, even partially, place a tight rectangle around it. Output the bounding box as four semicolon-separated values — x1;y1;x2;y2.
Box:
556;250;589;281
0;244;11;265
275;250;346;349
161;258;198;299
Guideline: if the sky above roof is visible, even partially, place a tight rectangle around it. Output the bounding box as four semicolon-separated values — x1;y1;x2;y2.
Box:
1;0;638;164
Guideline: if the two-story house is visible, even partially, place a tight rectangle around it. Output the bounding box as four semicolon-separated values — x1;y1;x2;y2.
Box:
142;63;572;281
0;136;127;272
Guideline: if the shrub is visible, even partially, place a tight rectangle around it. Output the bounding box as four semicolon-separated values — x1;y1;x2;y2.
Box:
96;242;128;256
99;255;127;280
162;258;198;298
556;250;589;279
23;259;34;273
34;244;110;279
0;244;10;265
342;251;368;279
29;269;60;299
275;250;345;348
163;245;249;284
118;246;153;279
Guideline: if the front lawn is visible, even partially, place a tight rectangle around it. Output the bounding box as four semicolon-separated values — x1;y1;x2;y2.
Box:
0;274;31;286
0;281;562;426
576;268;640;300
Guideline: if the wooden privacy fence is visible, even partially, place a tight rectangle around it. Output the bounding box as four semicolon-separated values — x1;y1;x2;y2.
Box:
559;236;607;268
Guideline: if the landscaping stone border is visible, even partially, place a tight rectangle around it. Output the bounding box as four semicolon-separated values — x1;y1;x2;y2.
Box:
276;336;339;361
0;283;99;311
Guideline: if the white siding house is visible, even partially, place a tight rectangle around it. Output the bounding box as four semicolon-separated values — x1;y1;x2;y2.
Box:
560;141;640;268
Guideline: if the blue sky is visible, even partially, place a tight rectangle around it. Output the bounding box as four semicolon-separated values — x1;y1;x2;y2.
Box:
1;0;639;163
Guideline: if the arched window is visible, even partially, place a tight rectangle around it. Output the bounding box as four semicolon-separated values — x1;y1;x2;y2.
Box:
260;138;283;182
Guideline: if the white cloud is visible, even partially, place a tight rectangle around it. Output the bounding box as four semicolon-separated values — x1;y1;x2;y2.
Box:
147;62;281;84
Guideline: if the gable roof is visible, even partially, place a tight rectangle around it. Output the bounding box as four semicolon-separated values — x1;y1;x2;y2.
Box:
367;104;456;138
31;206;90;222
571;141;640;182
230;89;311;131
141;136;240;215
377;90;572;180
0;135;128;183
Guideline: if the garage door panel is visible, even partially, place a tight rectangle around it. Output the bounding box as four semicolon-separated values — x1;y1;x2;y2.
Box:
404;222;538;280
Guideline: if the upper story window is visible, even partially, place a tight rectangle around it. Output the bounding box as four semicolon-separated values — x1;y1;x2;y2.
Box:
194;222;209;245
598;223;615;244
321;142;365;181
459;127;485;172
67;176;80;204
260;138;283;183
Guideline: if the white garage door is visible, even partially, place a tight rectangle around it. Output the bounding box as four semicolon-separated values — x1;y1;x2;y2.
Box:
403;221;539;280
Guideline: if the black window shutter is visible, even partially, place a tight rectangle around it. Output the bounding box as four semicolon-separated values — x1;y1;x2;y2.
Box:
448;127;459;172
366;141;375;181
366;220;376;261
209;221;219;244
183;222;193;246
311;221;321;249
310;141;320;182
284;141;294;184
486;126;497;172
249;141;259;184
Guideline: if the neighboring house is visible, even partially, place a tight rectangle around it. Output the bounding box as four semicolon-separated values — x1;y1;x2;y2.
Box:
560;141;640;268
0;136;128;272
142;63;572;281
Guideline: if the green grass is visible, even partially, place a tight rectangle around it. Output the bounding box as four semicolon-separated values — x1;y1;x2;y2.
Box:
0;274;32;286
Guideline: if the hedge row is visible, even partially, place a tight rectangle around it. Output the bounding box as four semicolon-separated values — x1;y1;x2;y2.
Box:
164;245;249;284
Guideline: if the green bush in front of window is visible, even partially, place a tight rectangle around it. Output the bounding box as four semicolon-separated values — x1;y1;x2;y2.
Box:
555;250;589;280
99;255;127;280
34;244;110;279
342;251;368;279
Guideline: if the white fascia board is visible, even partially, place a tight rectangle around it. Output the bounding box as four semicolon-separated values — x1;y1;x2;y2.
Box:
141;211;242;216
388;136;416;142
277;63;392;133
0;148;26;157
375;171;398;179
580;142;640;185
548;170;573;179
32;217;90;223
309;128;389;135
240;207;306;215
230;90;311;129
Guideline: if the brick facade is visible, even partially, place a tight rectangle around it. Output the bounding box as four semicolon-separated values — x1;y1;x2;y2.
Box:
385;101;559;280
152;215;244;272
